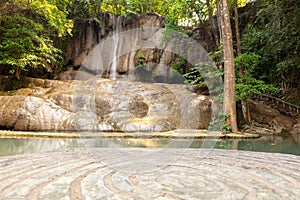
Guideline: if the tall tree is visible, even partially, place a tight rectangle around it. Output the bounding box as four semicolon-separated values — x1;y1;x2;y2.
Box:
220;0;238;132
206;0;219;48
234;0;251;124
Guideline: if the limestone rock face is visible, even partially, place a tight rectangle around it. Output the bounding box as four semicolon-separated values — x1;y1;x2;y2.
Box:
0;78;211;132
66;13;167;72
63;13;210;83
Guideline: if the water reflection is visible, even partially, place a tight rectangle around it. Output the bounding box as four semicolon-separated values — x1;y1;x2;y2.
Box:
212;136;300;155
0;134;299;157
0;137;84;157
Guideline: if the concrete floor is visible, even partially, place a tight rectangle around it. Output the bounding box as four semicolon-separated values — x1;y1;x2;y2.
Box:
0;148;299;199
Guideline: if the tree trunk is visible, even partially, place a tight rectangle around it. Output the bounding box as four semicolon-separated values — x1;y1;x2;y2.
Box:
16;66;21;80
206;0;220;49
220;0;238;132
234;0;251;125
234;0;242;57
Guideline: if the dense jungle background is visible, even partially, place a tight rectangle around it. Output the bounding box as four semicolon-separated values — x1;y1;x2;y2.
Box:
0;0;299;105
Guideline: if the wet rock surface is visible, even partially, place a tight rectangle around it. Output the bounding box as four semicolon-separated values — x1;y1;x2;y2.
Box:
65;13;168;75
0;78;211;132
0;148;299;199
248;100;298;134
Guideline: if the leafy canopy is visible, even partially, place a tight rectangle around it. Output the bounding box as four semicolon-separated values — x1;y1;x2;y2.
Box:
235;53;277;100
0;0;73;78
242;0;300;88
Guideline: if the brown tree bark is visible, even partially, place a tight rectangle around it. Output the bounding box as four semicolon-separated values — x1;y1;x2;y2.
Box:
234;0;251;125
234;0;242;57
220;0;238;132
206;0;220;48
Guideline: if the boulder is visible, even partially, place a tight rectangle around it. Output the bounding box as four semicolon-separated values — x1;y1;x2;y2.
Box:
249;100;296;133
249;100;280;125
0;78;212;132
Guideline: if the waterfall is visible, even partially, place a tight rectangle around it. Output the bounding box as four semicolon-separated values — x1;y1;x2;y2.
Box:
110;16;122;80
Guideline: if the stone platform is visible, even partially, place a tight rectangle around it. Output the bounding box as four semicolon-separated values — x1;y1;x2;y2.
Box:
0;148;299;199
0;129;261;139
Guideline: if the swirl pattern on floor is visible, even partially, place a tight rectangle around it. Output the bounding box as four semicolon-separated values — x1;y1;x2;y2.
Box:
0;148;299;199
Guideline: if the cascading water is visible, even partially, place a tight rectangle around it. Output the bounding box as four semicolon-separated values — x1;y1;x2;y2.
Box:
110;16;122;80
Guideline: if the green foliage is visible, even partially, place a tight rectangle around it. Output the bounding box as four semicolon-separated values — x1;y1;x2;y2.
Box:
172;56;186;75
137;53;146;65
184;45;224;86
6;0;74;37
183;67;203;85
183;52;276;102
101;0;164;15
242;0;300;89
209;44;224;66
0;1;72;78
208;112;230;131
163;0;208;28
0;13;63;77
100;0;210;31
223;124;232;132
235;53;277;100
182;45;222;99
67;0;102;22
29;0;73;37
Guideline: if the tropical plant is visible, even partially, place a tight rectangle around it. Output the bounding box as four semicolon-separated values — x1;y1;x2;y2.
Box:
242;0;300;91
0;0;73;79
235;53;277;101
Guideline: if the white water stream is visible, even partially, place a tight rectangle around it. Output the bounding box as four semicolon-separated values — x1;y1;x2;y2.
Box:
110;16;122;80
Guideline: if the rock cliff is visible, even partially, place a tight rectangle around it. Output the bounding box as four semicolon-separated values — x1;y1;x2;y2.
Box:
63;13;210;82
65;13;169;77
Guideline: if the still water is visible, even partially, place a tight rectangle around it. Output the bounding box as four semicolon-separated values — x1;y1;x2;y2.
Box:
1;134;299;157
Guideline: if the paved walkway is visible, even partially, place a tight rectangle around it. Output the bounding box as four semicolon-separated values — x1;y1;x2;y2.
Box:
0;148;299;199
